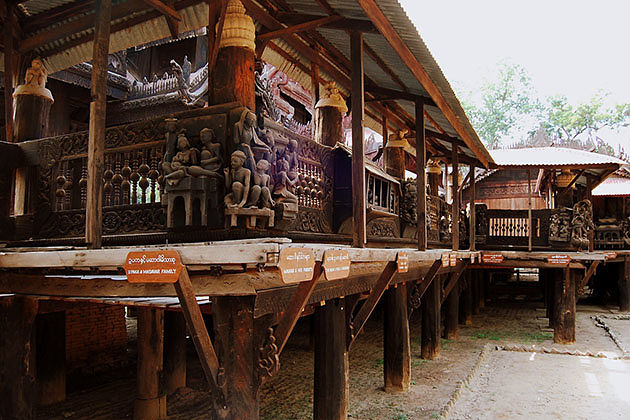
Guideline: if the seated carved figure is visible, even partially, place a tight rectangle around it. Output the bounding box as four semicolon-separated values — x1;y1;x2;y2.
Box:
161;119;181;175
273;159;298;204
224;151;251;208
187;128;223;178
246;159;275;209
234;109;271;171
164;133;198;185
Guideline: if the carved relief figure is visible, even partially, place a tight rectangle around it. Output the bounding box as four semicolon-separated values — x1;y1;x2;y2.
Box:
234;109;271;170
400;180;417;224
246;159;275;209
187;128;223;178
570;199;594;249
224;151;251;208
164;132;198;185
161;118;179;174
549;209;571;242
273;158;298;204
25;58;48;88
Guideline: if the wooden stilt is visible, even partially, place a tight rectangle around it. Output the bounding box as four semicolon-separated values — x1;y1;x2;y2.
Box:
459;271;473;326
478;271;486;309
314;298;348;420
350;30;366;248
421;274;440;359
85;0;112;248
472;270;480;315
416;100;427;250
36;311;66;405
3;3;16;143
541;269;554;326
469;165;476;251
451;144;459;250
164;311;187;394
0;296;38;420
384;284;411;392
619;256;630;312
444;277;459;339
212;296;258;420
134;308;166;420
553;268;576;344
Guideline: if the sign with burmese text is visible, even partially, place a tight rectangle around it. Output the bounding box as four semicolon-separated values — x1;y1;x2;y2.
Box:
547;254;570;265
482;253;504;264
323;249;351;281
123;250;183;283
278;248;315;284
397;251;409;273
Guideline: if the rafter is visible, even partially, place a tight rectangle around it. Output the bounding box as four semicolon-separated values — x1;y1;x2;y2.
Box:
257;15;342;42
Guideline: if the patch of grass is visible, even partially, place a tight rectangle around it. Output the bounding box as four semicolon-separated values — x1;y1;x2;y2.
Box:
374;357;384;367
411;380;417;385
430;414;441;419
393;414;409;420
441;338;453;350
471;330;501;341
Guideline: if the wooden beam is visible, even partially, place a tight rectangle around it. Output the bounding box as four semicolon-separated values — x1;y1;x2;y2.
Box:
408;259;442;313
3;4;15;142
557;169;585;197
356;0;490;168
348;261;397;348
208;0;227;105
174;267;226;406
274;12;377;32
441;262;467;305
469;165;476;251
164;0;179;38
85;0;111;248
579;260;600;291
274;263;323;355
416;100;427;250
140;0;181;21
257;15;342;42
351;30;366;248
451;144;460;250
365;84;435;106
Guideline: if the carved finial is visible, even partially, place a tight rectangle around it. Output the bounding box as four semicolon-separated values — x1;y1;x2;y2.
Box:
219;0;256;52
315;81;348;113
386;128;409;148
13;58;54;102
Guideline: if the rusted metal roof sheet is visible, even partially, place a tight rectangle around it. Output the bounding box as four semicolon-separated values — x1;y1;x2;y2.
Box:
592;175;630;197
491;147;628;168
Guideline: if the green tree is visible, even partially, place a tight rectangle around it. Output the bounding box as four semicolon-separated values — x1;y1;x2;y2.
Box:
461;61;542;149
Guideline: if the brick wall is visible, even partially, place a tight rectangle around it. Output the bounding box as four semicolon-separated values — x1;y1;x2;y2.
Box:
65;303;128;373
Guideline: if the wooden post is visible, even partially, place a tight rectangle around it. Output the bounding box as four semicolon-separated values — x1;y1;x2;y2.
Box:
3;5;15;142
444;277;459;339
471;270;480;315
421;274;440;359
416;100;427;250
541;269;553;326
619;256;630;312
85;0;112;249
311;61;320;107
451;143;459;250
207;0;227;106
314;298;349;420
459;271;473;326
553;268;576;344
164;311;187;394
382;115;388;152
527;169;533;252
134;308;166;420
587;178;594;252
469;165;476;251
36;311;66;405
383;284;411;392
0;296;38;420
212;296;258;420
350;30;366;248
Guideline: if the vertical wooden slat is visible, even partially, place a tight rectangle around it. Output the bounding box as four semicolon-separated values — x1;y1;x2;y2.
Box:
451;143;459;250
85;0;112;248
469;165;476;251
350;30;366;248
416;100;427;250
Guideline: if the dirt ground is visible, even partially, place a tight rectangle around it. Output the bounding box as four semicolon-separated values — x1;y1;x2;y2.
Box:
36;282;630;420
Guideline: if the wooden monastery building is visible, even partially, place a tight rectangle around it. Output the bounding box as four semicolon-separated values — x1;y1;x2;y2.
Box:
0;0;629;419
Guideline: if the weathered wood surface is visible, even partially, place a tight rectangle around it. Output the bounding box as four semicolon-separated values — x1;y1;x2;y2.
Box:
415;100;427;250
164;311;187;394
134;307;166;420
384;284;411;392
421;273;440;359
350;30;366;248
36;311;66;405
554;268;576;344
459;271;473;326
314;298;349;420
451;144;460;250
211;46;255;110
444;277;459;339
619;256;630;312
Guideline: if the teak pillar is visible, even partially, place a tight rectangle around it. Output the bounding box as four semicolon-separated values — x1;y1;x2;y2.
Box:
134;308;166;420
86;0;112;249
314;82;346;147
383;285;411;392
13;61;54;142
211;0;256;110
619;256;630;312
553;268;576;344
3;3;16;142
314;298;349;420
0;296;38;420
212;296;258;420
421;274;440;359
459;271;473;326
416;101;427;250
444;277;459;339
350;30;366;248
36;311;66;405
164;311;187;393
469;165;476;251
451;144;459;250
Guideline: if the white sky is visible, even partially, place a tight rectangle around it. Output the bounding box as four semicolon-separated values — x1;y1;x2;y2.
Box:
398;0;630;152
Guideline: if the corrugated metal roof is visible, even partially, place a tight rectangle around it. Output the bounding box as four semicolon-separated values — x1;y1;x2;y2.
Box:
592;175;630;197
18;0;77;16
491;147;628;168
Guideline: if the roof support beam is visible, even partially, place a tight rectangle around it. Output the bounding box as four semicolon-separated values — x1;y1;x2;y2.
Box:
140;0;181;37
207;0;228;105
356;0;490;168
257;15;342;42
274;12;378;33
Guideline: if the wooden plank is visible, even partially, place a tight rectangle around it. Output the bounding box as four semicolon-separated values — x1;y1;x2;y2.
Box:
274;262;323;354
351;30;366;248
355;0;490;168
347;261;397;348
451;143;459;250
416;100;427;250
85;0;111;249
174;268;225;405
